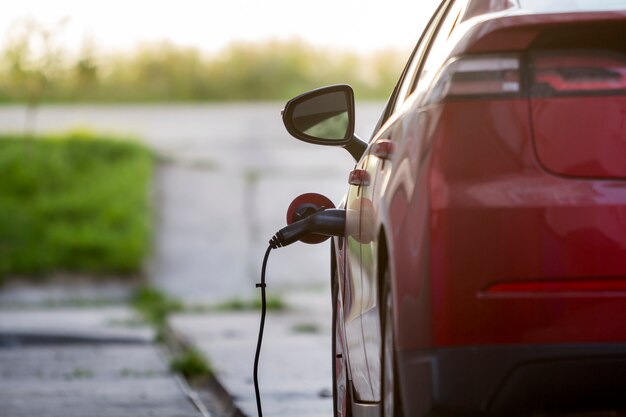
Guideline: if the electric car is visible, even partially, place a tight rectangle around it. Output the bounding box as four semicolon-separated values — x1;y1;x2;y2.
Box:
281;1;626;416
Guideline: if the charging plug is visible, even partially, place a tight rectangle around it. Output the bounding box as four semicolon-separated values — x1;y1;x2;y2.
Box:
269;208;345;248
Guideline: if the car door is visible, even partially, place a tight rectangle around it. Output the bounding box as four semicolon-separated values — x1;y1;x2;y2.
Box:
342;152;374;401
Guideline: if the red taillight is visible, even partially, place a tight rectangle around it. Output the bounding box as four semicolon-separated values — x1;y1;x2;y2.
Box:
531;51;626;96
426;55;521;104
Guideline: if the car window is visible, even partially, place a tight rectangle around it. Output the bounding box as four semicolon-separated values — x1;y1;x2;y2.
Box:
412;1;466;100
392;3;452;113
371;0;451;136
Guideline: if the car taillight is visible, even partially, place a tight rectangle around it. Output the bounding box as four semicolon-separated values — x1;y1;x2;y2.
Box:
425;55;521;104
531;50;626;96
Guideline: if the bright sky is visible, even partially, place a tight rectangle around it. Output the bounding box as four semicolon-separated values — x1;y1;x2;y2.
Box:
0;0;442;55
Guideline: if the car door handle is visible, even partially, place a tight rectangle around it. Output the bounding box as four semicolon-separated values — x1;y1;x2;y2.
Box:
372;139;394;160
348;169;370;186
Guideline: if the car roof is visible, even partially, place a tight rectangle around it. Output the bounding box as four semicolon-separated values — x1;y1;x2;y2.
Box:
445;0;626;56
464;0;625;20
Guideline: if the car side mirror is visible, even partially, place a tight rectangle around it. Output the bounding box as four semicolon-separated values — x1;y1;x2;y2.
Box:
282;85;366;161
282;84;355;145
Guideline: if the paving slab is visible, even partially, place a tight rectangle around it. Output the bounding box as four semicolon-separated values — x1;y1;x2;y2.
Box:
0;305;209;417
170;291;333;417
0;279;135;308
0;344;204;417
0;306;154;343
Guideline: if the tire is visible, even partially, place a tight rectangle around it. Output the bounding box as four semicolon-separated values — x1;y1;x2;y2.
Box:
381;268;403;417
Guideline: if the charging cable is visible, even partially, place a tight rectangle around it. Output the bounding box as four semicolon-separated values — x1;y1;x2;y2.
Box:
253;245;272;417
253;208;345;417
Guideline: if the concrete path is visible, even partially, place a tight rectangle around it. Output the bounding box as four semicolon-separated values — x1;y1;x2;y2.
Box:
144;103;381;302
0;344;203;417
0;305;206;417
170;291;333;417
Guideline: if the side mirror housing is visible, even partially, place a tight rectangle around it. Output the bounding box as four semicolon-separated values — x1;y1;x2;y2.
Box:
282;85;367;161
282;84;355;145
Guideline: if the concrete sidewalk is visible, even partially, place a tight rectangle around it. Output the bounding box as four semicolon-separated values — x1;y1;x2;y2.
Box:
0;305;209;417
170;291;334;417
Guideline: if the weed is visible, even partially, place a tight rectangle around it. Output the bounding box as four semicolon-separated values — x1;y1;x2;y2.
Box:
107;318;147;328
42;298;121;309
120;367;162;378
291;322;320;334
169;349;212;381
244;168;261;184
65;367;94;380
215;295;287;312
183;304;213;314
131;286;183;327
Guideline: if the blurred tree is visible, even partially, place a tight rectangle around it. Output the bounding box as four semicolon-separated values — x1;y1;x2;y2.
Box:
74;38;99;95
0;26;405;103
2;18;68;135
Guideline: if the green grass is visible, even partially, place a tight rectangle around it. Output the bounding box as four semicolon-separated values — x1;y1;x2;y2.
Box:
131;286;183;327
169;349;212;381
64;367;94;380
0;132;153;280
291;322;320;334
215;295;288;312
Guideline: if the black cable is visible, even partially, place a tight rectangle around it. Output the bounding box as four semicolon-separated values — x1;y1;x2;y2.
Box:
254;245;272;417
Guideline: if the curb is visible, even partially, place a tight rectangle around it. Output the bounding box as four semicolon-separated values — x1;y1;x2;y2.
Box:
164;323;248;417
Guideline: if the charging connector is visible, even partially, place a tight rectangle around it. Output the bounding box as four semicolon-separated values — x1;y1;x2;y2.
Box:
269;208;345;249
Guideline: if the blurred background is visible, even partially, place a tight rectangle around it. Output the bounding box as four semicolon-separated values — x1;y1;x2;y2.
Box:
0;0;441;298
0;1;439;416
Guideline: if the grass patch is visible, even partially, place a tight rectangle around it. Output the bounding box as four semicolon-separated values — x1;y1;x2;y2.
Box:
0;132;153;280
170;349;212;381
41;298;122;309
131;286;183;328
119;367;163;378
64;367;94;380
215;295;287;312
291;322;320;334
107;317;148;328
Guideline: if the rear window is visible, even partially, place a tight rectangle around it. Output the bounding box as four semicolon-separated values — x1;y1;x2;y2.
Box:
519;0;626;13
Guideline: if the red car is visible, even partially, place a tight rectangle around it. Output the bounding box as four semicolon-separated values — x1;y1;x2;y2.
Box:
280;1;626;416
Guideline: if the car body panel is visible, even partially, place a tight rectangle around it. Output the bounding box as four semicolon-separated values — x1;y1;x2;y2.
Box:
429;99;626;346
531;95;626;179
357;152;383;402
342;161;372;400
